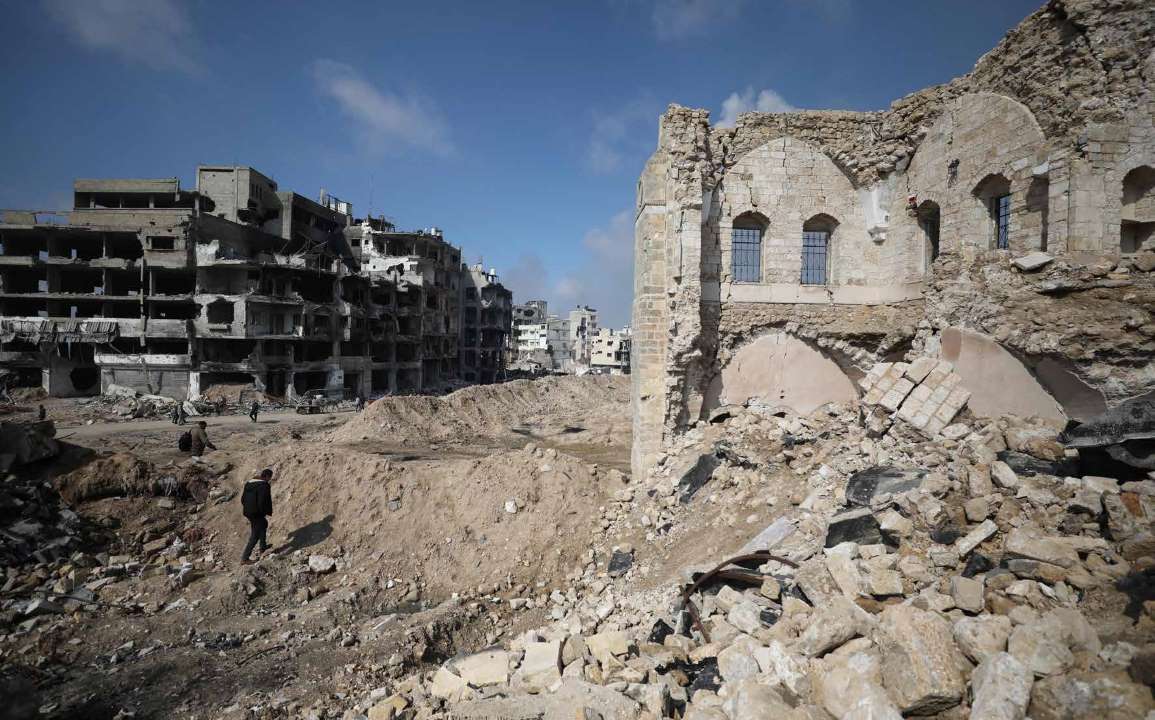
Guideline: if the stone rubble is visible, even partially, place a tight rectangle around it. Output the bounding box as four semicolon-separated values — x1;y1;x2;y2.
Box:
314;390;1155;719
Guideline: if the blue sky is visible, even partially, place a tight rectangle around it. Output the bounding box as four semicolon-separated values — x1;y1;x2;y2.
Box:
0;0;1041;327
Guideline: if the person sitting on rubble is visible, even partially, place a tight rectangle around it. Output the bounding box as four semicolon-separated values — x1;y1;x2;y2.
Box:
240;468;274;564
190;420;216;457
249;400;260;423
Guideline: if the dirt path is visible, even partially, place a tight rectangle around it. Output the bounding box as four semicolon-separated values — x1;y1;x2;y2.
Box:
56;408;353;439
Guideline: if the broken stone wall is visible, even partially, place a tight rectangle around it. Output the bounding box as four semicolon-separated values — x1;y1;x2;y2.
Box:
631;0;1155;479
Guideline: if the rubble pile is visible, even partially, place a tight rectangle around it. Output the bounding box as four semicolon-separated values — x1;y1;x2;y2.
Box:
332;374;629;446
0;421;78;567
366;379;1155;719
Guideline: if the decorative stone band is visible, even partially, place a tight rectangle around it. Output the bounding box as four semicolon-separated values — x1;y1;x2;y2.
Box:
723;280;925;305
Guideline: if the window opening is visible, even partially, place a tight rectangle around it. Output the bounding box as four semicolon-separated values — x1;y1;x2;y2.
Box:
992;194;1011;250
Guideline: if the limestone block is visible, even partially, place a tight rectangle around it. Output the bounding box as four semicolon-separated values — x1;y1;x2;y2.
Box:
953;615;1012;663
514;640;562;691
453;649;511;687
1003;528;1079;568
1008;622;1074;677
955;519;999;557
970;652;1033;720
876;605;966;714
429;666;472;701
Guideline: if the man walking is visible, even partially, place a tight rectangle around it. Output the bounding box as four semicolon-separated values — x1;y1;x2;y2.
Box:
189;420;216;457
249;400;260;423
241;468;274;563
177;404;188;426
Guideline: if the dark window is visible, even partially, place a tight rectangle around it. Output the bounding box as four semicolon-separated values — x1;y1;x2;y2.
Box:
992;195;1011;249
731;221;763;283
801;231;829;285
918;202;941;266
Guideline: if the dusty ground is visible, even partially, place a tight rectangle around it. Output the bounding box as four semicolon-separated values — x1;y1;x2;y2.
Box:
1;375;648;719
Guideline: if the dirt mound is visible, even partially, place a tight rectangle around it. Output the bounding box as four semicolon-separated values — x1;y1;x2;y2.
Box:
330;375;629;447
55;452;217;504
203;441;617;598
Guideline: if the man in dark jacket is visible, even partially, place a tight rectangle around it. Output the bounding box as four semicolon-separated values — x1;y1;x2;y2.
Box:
249;400;260;423
241;468;274;563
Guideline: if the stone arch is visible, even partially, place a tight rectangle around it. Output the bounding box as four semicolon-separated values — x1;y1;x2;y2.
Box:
940;328;1066;423
902;92;1046;256
1121;165;1155;253
715;137;868;287
704;332;857;414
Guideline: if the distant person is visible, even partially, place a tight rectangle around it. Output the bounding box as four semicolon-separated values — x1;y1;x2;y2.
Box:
240;468;274;563
171;405;180;425
189;420;216;456
177;405;188;426
356;395;365;412
249;400;260;423
38;404;46;421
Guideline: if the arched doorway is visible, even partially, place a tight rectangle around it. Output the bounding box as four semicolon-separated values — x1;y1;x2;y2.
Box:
1122;165;1155;253
917;200;941;271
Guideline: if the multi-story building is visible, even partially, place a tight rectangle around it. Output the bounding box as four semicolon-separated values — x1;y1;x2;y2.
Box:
567;305;598;367
545;316;572;371
511;300;548;327
0;166;512;399
460;264;512;384
342;218;465;393
589;327;631;375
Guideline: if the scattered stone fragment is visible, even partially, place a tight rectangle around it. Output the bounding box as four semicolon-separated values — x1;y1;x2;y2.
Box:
971;652;1033;720
954;615;1012;663
1003;528;1079;568
877;604;966;714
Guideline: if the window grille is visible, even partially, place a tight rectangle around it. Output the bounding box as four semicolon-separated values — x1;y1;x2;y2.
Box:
732;226;762;283
992;194;1011;249
801;231;828;285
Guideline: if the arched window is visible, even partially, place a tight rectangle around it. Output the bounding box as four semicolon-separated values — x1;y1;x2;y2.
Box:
973;174;1012;250
918;201;941;269
1122;166;1155;254
731;212;766;283
801;214;837;285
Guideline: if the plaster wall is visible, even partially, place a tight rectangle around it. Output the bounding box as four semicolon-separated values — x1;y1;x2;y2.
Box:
706;333;856;414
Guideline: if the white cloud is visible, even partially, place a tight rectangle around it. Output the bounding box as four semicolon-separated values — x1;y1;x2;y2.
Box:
585;98;658;175
503;210;636;329
44;0;202;74
310;59;453;157
554;210;635;328
652;0;745;40
716;87;798;127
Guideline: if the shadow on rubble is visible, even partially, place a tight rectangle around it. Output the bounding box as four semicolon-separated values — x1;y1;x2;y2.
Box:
276;514;334;554
1117;567;1155;620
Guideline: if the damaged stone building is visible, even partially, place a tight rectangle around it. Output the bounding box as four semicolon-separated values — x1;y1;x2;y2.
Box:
631;0;1155;478
0;166;512;399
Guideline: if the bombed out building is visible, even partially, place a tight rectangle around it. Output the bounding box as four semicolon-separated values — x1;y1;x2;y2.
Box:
632;1;1155;478
0;166;511;399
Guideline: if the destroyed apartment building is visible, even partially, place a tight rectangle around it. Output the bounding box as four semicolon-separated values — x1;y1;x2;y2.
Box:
631;0;1155;478
0;166;512;399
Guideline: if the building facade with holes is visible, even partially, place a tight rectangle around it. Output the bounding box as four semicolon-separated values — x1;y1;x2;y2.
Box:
0;166;513;400
631;0;1155;478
